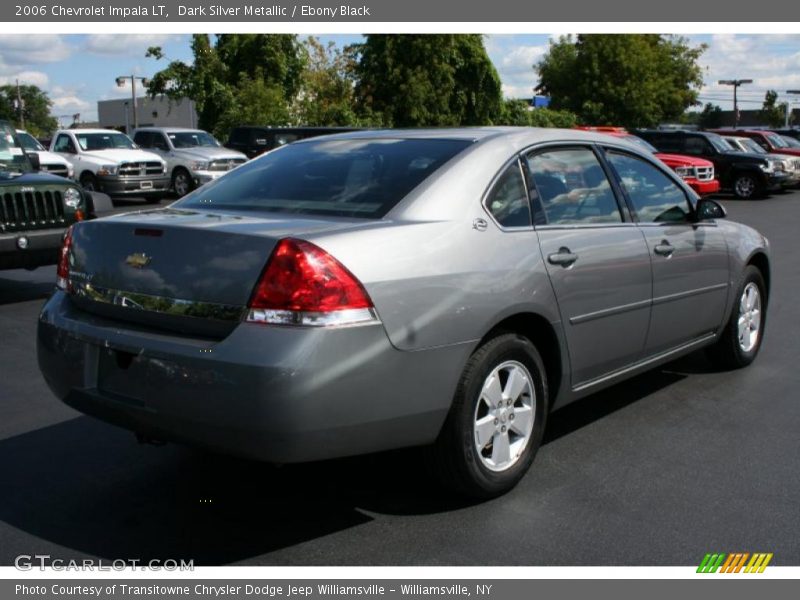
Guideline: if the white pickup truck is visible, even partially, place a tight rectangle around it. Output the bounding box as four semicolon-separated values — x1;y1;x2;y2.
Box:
15;130;74;179
50;129;170;202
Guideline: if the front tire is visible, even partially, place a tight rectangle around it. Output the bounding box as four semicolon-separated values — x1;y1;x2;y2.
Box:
732;173;764;200
707;265;767;369
431;333;547;499
172;167;194;198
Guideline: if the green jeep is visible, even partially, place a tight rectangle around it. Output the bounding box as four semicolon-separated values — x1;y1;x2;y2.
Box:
0;120;91;270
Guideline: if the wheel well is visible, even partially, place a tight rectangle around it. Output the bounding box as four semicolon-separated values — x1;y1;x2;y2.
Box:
79;170;94;182
480;313;563;407
172;165;190;177
748;252;771;298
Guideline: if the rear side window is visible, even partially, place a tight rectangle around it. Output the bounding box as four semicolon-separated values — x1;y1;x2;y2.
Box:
485;161;531;228
133;131;152;147
606;151;692;223
178;138;473;218
525;147;622;225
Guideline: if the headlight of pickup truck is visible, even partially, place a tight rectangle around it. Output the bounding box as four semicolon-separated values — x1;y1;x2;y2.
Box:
97;164;118;176
673;166;695;179
189;160;209;172
63;187;81;208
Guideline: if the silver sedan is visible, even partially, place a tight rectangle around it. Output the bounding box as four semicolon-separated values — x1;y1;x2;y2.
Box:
37;128;770;498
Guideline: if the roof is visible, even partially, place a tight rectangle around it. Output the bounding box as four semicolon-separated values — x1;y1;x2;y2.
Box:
134;127;206;133
57;128;127;135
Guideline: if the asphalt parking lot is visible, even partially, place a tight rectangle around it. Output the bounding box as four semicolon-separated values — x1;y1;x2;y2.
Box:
0;192;798;567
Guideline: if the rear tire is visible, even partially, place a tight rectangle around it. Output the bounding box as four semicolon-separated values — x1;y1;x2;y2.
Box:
707;265;767;369
431;333;547;499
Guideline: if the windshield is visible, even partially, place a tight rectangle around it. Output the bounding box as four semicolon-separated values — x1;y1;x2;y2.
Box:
16;131;45;152
75;132;136;151
622;135;658;154
0;123;33;175
741;138;767;154
178;138;474;218
705;132;732;153
781;135;800;148
765;133;790;148
168;131;220;148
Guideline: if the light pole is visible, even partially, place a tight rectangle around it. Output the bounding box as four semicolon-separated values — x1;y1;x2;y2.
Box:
718;79;753;129
115;75;149;133
785;90;800;128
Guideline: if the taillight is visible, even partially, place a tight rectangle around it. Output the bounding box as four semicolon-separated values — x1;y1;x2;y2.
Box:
247;238;378;327
56;226;73;291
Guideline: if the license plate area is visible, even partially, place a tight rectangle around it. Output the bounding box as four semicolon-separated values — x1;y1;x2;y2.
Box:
139;180;153;190
97;347;149;406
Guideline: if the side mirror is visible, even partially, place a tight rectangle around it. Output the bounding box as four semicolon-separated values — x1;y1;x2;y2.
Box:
695;198;726;221
28;152;41;171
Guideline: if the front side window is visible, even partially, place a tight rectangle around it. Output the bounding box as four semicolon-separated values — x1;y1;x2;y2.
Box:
525;147;622;225
53;134;76;154
683;136;713;156
485;161;531;228
606;151;692;223
178;138;473;219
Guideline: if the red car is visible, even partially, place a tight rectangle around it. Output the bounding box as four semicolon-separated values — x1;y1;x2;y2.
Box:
710;129;800;158
575;127;720;196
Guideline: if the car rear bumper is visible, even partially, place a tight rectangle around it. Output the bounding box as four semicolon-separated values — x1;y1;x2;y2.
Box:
37;291;470;463
97;175;171;196
0;227;67;269
686;179;720;196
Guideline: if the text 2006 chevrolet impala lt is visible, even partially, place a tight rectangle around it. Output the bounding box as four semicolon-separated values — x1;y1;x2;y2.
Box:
37;128;770;498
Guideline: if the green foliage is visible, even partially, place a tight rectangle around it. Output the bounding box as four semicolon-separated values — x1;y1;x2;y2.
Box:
353;34;502;127
497;99;578;128
146;34;305;133
212;70;290;139
696;103;724;129
0;84;58;136
760;90;786;127
536;34;706;128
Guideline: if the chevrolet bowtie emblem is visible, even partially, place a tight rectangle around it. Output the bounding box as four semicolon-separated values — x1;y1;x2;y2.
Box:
125;253;152;268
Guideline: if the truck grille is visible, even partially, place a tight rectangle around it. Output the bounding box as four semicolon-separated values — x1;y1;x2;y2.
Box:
208;158;246;172
695;166;714;181
41;164;70;178
119;162;164;177
1;190;66;231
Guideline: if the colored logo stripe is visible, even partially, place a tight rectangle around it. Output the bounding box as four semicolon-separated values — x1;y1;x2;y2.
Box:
697;553;773;573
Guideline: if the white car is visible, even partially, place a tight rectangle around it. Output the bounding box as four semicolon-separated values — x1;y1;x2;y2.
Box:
15;129;73;179
50;128;170;202
133;127;248;197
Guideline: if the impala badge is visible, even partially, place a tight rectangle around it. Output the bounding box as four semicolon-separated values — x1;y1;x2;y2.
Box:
125;253;152;269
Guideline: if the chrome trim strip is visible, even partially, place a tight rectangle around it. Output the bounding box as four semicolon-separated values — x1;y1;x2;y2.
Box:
572;333;717;393
569;298;652;325
652;282;728;306
70;279;246;322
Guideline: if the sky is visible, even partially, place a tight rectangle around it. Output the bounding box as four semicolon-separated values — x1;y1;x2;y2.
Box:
1;34;800;126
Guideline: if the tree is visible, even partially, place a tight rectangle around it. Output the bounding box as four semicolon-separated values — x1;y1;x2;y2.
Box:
696;102;724;129
760;90;786;127
536;35;706;128
353;35;502;127
497;99;578;128
146;34;305;133
293;37;370;126
213;71;290;139
0;84;58;136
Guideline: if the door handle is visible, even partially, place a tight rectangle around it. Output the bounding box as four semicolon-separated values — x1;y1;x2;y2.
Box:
654;241;674;257
547;247;579;267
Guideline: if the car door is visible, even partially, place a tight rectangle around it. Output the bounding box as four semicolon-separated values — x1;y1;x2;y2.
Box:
52;133;79;173
604;149;730;356
524;145;653;389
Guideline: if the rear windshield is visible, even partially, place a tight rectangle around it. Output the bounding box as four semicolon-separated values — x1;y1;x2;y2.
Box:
177;138;473;218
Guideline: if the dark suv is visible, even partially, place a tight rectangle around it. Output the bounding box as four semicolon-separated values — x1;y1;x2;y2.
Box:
636;130;788;199
0;120;90;270
225;126;358;158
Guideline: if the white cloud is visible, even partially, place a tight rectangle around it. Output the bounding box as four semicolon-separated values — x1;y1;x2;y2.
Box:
51;95;91;112
83;34;183;56
500;45;548;76
0;70;50;88
0;35;72;64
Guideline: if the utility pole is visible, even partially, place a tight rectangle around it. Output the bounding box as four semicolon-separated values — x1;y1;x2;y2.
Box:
719;79;753;129
786;90;800;128
115;74;149;133
15;79;25;129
